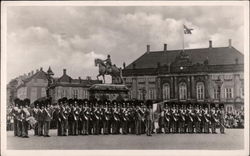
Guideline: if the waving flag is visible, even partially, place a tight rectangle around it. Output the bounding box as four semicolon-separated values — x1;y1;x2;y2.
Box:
184;24;193;34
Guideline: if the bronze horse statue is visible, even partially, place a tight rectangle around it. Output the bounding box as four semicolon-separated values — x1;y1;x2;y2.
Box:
95;58;123;84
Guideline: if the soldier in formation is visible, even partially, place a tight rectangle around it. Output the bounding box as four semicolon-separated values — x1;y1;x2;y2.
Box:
9;99;227;138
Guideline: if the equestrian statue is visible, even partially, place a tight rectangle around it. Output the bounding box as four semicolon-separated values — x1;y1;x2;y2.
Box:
95;55;123;84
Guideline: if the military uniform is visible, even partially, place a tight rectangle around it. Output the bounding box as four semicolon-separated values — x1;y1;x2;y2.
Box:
135;102;143;135
145;100;154;136
171;105;178;133
10;104;20;136
37;103;44;136
194;105;202;133
202;105;210;133
43;103;53;137
186;105;194;133
163;103;171;133
210;104;218;134
21;103;31;138
218;104;225;134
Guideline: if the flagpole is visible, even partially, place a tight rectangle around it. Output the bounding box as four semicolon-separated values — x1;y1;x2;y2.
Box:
182;24;185;52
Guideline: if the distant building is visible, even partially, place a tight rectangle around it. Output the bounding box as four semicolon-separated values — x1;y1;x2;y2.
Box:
122;39;244;112
12;67;102;104
49;69;102;103
16;68;48;103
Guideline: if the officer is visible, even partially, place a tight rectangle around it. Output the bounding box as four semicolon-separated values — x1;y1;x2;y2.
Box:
129;101;136;134
78;100;83;135
145;100;154;136
55;101;62;136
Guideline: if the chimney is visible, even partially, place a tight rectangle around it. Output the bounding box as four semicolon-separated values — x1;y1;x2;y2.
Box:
63;69;66;75
229;39;232;48
123;62;126;69
79;77;82;83
164;44;167;52
31;70;34;75
209;40;212;48
40;67;43;71
146;45;150;53
28;72;30;76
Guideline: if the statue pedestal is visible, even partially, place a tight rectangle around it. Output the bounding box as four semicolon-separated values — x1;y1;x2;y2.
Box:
89;84;129;101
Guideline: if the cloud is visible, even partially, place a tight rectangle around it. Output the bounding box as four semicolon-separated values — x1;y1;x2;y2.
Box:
6;6;244;82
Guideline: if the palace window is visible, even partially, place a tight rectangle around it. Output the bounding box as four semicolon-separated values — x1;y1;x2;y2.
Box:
196;82;204;100
148;88;156;100
73;89;78;99
41;88;46;97
224;74;233;80
61;89;68;98
225;88;233;99
213;88;220;99
179;82;187;100
137;90;143;100
240;87;244;98
82;89;88;99
162;83;170;100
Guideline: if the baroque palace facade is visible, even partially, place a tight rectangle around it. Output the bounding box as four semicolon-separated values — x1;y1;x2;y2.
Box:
122;39;244;112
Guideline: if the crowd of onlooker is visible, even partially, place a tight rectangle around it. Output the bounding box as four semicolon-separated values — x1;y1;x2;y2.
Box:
224;110;244;128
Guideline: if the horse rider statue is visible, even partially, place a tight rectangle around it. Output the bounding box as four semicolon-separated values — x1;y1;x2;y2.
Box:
95;54;123;84
103;55;112;74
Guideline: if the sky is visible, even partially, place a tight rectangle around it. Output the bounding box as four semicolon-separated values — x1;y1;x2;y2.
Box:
6;5;244;83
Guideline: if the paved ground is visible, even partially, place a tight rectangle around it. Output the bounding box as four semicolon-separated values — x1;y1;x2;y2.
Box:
7;129;244;150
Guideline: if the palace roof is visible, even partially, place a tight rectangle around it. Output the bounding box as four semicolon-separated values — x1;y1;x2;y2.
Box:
125;46;244;70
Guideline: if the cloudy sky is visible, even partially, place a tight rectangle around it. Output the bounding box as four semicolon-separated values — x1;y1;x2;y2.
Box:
7;5;244;82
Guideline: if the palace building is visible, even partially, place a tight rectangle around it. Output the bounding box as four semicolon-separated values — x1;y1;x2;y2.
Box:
122;39;244;112
13;67;101;104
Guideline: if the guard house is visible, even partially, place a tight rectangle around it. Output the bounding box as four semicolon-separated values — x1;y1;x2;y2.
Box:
88;84;129;101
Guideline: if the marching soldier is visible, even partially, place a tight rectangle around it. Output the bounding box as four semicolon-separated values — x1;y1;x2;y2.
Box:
135;101;143;135
141;103;146;134
111;101;120;134
171;104;178;133
37;103;44;136
9;102;20;136
145;100;154;136
54;102;62;136
179;104;186;133
202;104;210;133
210;104;218;134
163;103;171;133
81;100;90;135
194;104;202;133
21;102;31;138
31;103;39;136
93;102;101;135
218;103;225;134
78;101;83;135
121;102;129;134
128;101;136;134
43;102;53;137
186;104;194;133
103;101;111;135
60;101;69;136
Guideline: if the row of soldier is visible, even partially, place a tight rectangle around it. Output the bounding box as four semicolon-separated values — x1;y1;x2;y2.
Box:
9;99;226;138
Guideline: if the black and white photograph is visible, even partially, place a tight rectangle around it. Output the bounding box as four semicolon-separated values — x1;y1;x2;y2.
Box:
1;1;249;156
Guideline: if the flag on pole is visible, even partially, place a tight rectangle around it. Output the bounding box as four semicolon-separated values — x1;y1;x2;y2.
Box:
183;24;193;34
